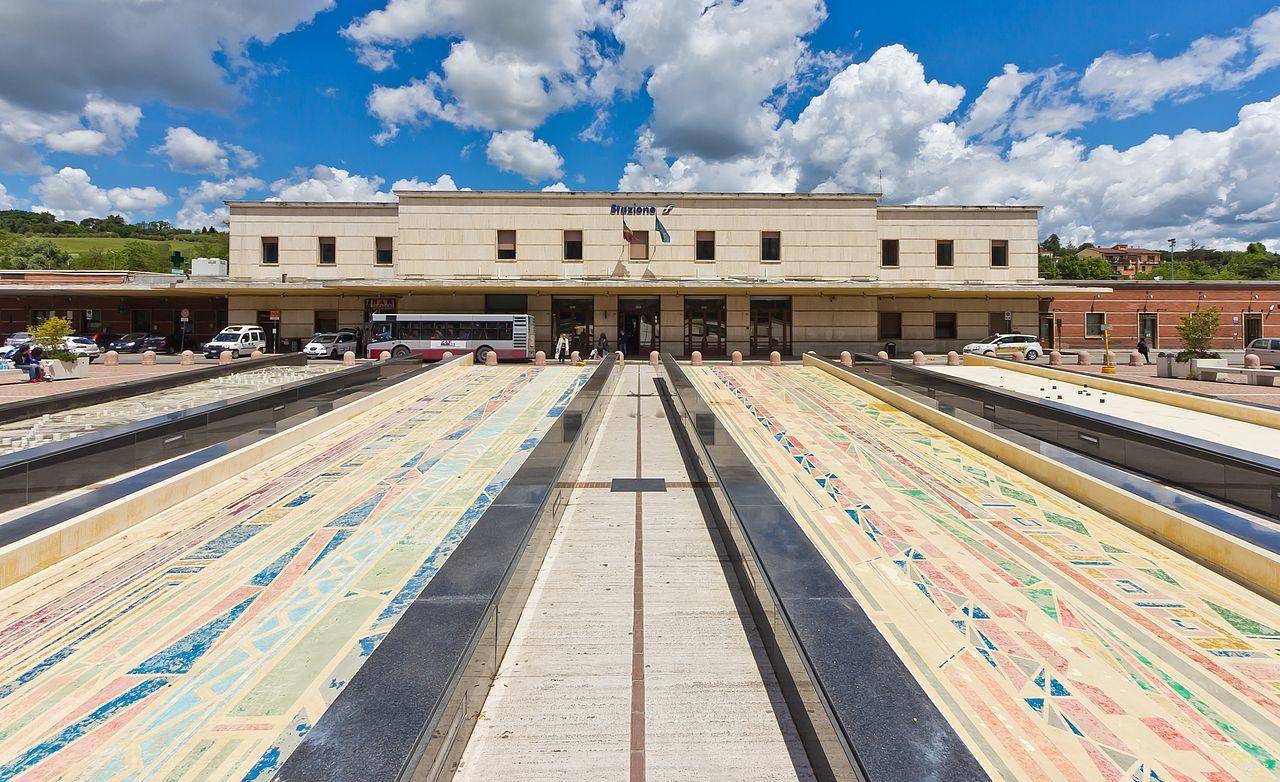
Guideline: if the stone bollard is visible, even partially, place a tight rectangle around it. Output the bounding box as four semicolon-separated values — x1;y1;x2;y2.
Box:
691;350;702;365
947;351;960;366
442;351;453;360
1012;350;1025;362
535;350;547;366
570;350;580;362
1129;350;1142;367
141;350;157;366
219;350;233;365
485;351;498;367
840;350;853;367
1077;349;1092;366
912;351;925;365
770;350;781;366
378;350;391;361
731;350;743;366
1246;353;1262;369
343;350;356;366
103;350;119;366
650;350;660;367
179;350;194;365
1049;350;1062;365
615;350;625;366
876;350;889;360
251;350;264;359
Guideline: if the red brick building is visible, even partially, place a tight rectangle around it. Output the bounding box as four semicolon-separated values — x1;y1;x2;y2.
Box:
1046;281;1280;351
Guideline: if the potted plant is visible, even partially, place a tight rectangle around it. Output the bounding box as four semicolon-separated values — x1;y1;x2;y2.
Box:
29;315;88;380
1171;307;1224;379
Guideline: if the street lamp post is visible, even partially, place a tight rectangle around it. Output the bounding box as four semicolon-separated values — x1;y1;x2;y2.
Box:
1167;238;1176;281
1101;323;1117;374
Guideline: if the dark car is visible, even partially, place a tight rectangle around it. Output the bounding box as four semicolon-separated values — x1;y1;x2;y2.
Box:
108;333;173;354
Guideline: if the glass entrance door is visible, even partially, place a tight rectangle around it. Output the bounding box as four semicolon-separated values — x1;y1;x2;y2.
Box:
618;297;660;356
552;296;594;355
750;296;791;356
1244;313;1263;347
1138;313;1158;348
684;297;727;356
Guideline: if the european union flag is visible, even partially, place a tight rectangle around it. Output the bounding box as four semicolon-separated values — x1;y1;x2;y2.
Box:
655;215;670;243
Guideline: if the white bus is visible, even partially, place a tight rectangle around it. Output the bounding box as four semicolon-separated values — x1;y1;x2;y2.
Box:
365;313;534;363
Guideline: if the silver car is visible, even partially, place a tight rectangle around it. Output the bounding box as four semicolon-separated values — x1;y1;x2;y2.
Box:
1246;338;1280;368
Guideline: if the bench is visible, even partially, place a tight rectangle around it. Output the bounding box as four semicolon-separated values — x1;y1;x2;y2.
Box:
1195;366;1280;386
0;369;28;384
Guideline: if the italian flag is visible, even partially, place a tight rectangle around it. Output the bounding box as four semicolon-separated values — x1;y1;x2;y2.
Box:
622;219;635;243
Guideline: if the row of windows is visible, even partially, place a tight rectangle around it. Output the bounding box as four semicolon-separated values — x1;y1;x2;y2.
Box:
880;239;1008;268
260;233;1010;268
877;311;1015;341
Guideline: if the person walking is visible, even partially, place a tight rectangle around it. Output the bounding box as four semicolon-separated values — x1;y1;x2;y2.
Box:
1136;337;1152;365
596;332;609;359
554;332;570;363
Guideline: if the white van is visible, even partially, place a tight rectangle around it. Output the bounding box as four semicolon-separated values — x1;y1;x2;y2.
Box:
203;326;267;359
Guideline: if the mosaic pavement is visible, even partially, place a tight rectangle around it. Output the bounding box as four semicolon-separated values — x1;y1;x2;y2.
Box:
0;363;591;781
687;364;1280;782
0;364;342;457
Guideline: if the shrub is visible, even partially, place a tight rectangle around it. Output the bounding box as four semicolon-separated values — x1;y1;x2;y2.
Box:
27;315;78;362
1173;307;1222;363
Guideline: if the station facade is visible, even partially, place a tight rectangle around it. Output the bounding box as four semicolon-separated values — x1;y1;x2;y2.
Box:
211;190;1081;356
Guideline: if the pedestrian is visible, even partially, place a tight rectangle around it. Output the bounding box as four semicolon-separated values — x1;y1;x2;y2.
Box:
1136;338;1151;365
555;332;570;363
14;345;41;383
883;340;897;359
596;332;609;359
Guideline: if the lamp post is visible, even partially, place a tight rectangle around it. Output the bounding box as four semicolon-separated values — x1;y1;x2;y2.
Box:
1167;238;1176;281
1101;322;1117;374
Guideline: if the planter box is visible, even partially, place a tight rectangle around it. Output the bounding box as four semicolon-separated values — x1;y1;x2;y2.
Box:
1188;357;1227;380
1156;354;1177;378
40;357;89;380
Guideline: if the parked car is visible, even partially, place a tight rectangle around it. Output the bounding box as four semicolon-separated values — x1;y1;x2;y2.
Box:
108;332;153;353
64;336;102;362
1246;338;1280;368
304;332;359;359
141;335;176;354
203;326;266;359
4;332;32;348
962;333;1044;361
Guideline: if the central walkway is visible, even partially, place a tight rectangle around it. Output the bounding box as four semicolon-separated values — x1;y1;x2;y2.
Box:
456;363;812;781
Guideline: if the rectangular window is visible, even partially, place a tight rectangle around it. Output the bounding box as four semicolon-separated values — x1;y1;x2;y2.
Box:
375;237;394;265
563;230;583;260
314;310;339;334
878;311;902;340
630;230;649;260
761;231;781;262
696;231;716;261
1085;312;1106;338
991;239;1009;267
935;312;958;340
261;237;279;265
935;239;954;267
497;230;517;260
318;237;336;265
881;239;900;268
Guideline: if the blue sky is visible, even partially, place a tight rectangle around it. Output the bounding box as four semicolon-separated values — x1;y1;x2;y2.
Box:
0;1;1278;248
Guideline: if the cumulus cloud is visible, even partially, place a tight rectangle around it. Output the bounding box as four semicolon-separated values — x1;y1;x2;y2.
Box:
176;175;266;229
157;126;258;176
0;182;16;210
486;131;564;181
30;167;167;222
542;181;571;192
269;166;467;202
0;96;142;172
391;174;467;191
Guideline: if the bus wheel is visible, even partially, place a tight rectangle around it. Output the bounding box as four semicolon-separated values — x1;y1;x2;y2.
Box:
475;346;492;364
391;345;411;359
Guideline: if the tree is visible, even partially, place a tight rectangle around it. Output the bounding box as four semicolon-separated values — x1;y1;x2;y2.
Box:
1247;242;1267;254
1175;307;1221;361
1040;233;1061;254
27;314;77;361
1038;255;1059;279
1054;254;1112;280
0;238;72;270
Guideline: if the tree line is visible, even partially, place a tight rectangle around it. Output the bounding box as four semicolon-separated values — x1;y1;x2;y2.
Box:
0;209;228;273
1039;234;1280;280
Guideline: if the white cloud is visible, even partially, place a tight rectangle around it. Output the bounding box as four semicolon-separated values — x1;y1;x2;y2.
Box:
157;126;257;176
30;167;168;222
270;165;397;202
0;182;16;210
486;131;564;181
0;96;142;172
542;181;571;192
176;175;266;229
391;174;467;191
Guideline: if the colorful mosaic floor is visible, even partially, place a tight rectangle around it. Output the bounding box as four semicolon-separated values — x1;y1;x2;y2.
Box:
0;363;591;781
687;365;1280;782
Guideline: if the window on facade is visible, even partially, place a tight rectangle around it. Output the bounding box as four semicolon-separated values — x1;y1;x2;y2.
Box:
318;237;336;265
881;239;900;267
935;312;958;340
630;230;649;260
375;237;394;265
563;230;583;260
935;240;954;267
1085;312;1106;338
497;230;517;260
761;231;781;262
261;237;279;265
696;231;716;261
991;239;1009;267
878;311;902;340
314;310;339;334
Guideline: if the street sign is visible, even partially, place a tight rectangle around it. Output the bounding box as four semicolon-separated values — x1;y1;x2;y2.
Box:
180;308;190;319
269;310;281;321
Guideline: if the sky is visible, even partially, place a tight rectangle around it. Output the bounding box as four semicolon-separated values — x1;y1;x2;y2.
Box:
0;0;1278;250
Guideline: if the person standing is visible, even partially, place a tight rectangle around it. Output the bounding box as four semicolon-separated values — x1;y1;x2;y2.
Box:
596;332;609;359
554;332;570;363
1136;337;1152;365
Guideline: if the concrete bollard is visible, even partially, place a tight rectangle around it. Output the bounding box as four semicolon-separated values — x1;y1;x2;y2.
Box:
141;350;157;366
485;351;498;366
876;350;889;360
912;350;925;365
840;350;852;367
770;350;781;366
378;350;391;361
650;350;660;367
1246;353;1262;369
615;350;625;366
219;350;233;365
1128;350;1142;366
179;350;194;365
251;350;264;359
442;351;453;360
103;350;119;366
731;350;743;366
947;351;960;366
534;350;547;366
570;350;580;362
1012;350;1026;362
1049;350;1062;365
1077;349;1092;365
343;350;356;366
691;350;702;365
